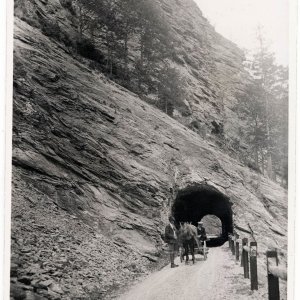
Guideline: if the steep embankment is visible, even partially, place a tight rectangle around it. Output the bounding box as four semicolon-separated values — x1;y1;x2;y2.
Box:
11;16;287;300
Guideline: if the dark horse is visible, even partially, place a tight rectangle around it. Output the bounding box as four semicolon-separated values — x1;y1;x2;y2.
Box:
178;223;200;264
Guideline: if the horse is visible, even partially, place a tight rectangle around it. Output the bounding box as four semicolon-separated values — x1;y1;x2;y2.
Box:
178;223;200;264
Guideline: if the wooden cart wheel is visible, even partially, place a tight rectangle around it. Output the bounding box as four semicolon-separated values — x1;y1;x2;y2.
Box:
203;241;207;260
179;247;183;263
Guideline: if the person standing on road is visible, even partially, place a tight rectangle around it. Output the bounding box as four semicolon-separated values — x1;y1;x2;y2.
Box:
165;216;179;268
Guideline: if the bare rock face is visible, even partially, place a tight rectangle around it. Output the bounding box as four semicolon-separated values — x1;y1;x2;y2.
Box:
159;0;251;144
11;8;287;300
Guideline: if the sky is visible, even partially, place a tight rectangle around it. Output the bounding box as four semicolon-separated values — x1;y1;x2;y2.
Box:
194;0;289;66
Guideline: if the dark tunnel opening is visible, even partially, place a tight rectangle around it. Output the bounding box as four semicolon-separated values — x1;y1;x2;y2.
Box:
172;184;233;247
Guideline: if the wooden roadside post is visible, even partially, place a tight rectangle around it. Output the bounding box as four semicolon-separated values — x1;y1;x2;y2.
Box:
203;240;207;260
232;235;236;256
229;234;234;255
241;238;247;267
267;251;280;300
235;240;240;261
249;241;258;290
242;238;249;278
235;233;240;262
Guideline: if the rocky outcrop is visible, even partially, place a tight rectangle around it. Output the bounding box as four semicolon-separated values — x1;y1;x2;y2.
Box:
159;0;251;146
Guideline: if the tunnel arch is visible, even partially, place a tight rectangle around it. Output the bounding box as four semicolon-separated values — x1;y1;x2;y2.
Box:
172;184;233;246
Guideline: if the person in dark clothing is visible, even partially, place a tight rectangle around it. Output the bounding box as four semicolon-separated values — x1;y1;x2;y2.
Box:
197;221;208;259
164;216;179;268
197;221;207;241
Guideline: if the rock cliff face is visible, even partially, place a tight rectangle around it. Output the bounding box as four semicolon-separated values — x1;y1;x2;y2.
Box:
159;0;250;146
11;1;287;299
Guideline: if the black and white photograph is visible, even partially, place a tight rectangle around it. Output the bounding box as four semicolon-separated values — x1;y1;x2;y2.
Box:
2;0;296;299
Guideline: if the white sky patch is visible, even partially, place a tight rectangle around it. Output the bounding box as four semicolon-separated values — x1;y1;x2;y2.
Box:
193;0;289;66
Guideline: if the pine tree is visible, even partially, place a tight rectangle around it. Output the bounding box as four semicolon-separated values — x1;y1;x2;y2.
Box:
237;81;267;171
157;65;186;115
269;65;288;185
133;0;173;93
68;0;187;115
249;28;279;179
237;28;288;185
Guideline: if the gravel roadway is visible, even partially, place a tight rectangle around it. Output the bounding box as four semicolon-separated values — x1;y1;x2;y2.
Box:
118;246;267;300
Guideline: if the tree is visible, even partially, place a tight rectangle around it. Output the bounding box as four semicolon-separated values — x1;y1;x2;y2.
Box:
252;30;275;178
133;0;173;93
75;0;120;76
237;28;288;184
63;0;187;116
114;0;140;77
268;65;288;185
157;65;186;115
237;81;267;170
74;0;98;39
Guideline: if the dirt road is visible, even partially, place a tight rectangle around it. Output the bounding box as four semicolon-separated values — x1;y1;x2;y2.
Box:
118;246;267;300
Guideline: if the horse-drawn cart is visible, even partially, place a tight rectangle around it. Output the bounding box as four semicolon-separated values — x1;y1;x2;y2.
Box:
178;223;209;263
179;237;208;262
195;239;208;260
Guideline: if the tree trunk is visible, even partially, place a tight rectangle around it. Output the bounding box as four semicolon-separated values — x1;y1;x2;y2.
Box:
260;149;265;175
124;32;128;79
137;33;144;91
257;29;274;180
266;153;273;180
78;6;83;38
106;48;113;78
89;21;95;42
254;146;259;167
265;123;273;179
254;118;259;167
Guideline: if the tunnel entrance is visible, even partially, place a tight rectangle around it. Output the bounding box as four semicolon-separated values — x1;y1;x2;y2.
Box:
172;184;233;247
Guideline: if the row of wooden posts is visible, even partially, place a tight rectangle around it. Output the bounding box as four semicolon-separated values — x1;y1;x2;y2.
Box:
228;234;258;290
228;233;287;300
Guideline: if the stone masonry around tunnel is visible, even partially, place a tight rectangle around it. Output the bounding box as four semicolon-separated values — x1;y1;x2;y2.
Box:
172;184;233;246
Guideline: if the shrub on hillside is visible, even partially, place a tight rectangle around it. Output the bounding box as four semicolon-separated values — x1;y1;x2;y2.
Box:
247;161;261;173
40;19;61;39
59;0;76;15
40;18;73;48
190;120;200;130
76;38;105;65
